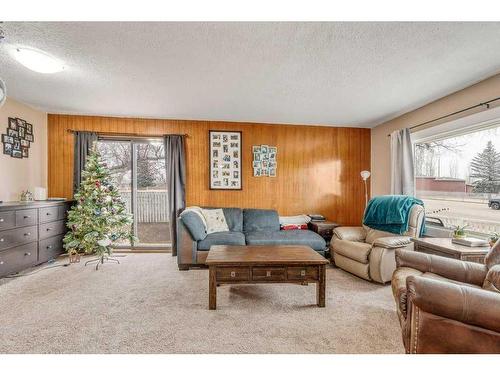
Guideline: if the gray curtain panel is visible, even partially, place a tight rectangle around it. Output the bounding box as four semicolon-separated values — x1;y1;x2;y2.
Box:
390;128;415;196
73;131;98;195
164;135;186;256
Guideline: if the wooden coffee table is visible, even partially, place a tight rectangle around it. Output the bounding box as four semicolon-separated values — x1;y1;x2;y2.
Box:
205;245;329;310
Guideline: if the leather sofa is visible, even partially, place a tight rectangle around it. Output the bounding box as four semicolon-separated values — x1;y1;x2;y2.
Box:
176;208;327;270
392;249;500;353
330;204;424;283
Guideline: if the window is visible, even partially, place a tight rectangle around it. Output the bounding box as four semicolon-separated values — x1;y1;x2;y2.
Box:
414;121;500;237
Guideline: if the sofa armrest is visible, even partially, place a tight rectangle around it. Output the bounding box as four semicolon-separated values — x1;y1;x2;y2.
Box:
484;265;500;293
373;236;411;249
407;275;500;333
332;226;366;242
395;249;488;286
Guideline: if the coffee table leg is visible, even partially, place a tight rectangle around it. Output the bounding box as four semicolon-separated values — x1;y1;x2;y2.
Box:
209;266;217;310
317;264;326;307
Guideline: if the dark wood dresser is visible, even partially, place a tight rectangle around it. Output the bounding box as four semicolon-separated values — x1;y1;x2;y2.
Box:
0;200;73;278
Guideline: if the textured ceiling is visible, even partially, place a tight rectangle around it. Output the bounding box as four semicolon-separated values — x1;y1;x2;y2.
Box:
1;22;500;127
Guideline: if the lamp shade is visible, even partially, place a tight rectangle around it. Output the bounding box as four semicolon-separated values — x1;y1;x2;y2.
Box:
360;170;371;180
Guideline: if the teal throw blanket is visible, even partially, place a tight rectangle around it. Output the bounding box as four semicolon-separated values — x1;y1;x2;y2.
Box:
363;195;424;235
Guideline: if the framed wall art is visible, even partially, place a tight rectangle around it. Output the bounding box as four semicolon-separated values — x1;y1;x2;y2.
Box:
1;117;34;159
209;130;242;190
253;144;277;177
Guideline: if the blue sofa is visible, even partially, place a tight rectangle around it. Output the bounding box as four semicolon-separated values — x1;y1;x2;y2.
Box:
177;208;327;270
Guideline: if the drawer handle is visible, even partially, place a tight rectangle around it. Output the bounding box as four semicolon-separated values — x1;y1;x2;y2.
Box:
24;215;31;219
46;212;51;216
25;252;31;256
230;271;236;278
0;218;4;222
0;261;4;265
300;270;306;277
0;238;4;242
266;271;271;277
46;228;52;231
47;245;53;249
24;232;31;236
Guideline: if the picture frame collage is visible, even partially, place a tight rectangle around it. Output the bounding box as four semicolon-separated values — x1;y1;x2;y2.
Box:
253;145;277;177
209;130;242;190
2;117;34;159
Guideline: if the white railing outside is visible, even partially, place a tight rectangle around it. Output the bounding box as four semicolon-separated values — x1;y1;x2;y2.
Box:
120;190;169;223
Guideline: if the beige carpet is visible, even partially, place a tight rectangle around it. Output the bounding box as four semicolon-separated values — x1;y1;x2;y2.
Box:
0;253;403;353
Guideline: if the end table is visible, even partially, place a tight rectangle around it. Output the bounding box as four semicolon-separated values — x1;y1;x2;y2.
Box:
308;221;339;247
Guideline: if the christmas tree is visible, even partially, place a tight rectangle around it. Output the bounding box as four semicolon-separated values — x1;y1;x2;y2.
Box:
64;148;135;264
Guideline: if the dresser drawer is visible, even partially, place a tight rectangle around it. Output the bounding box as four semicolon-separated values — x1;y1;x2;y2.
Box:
38;234;65;264
0;242;38;277
0;226;38;251
16;209;38;227
39;220;66;240
58;205;69;221
287;266;319;281
39;206;59;223
252;267;286;281
0;211;16;231
216;267;250;281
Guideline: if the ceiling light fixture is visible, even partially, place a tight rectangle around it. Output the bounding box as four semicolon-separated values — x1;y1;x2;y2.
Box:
11;47;65;74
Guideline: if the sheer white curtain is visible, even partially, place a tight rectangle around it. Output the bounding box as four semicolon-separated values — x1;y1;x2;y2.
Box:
390;128;415;196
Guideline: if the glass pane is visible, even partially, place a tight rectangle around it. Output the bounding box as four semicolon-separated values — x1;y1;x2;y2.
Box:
96;140;133;246
135;141;170;246
415;125;500;236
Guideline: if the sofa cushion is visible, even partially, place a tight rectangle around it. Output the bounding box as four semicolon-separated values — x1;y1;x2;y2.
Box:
197;231;246;251
222;208;243;232
331;239;372;264
180;211;207;241
202;208;229;234
244;230;326;251
243;209;280;233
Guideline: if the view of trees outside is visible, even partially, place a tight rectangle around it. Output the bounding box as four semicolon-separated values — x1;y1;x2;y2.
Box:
96;140;170;246
415;125;500;236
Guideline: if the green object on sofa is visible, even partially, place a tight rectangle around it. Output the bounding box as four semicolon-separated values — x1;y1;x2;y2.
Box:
363;195;425;235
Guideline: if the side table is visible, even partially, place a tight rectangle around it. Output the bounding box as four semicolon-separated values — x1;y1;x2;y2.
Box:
308;220;340;249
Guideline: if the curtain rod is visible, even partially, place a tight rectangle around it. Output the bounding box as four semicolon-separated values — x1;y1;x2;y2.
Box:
66;129;189;138
386;96;500;137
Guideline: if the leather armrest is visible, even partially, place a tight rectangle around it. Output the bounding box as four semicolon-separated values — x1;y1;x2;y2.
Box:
332;226;366;241
484;265;500;293
373;236;411;249
395;249;488;286
407;275;500;333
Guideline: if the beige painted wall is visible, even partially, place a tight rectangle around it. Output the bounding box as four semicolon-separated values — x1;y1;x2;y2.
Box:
371;73;500;196
0;97;48;202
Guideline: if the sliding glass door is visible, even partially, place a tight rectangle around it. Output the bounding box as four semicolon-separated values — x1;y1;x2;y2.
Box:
97;138;170;249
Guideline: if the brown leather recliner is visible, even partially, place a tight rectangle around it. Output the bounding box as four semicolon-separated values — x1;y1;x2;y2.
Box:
392;249;500;353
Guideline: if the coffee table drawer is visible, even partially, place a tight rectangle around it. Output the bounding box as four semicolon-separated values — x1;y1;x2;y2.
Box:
287;266;319;280
252;267;286;281
216;267;250;281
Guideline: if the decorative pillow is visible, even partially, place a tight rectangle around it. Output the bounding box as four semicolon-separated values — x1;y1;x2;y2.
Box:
485;239;500;269
281;224;308;230
180;211;207;241
201;208;229;234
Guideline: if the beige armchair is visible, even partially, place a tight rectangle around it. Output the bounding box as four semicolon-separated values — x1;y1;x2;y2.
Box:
330;204;425;283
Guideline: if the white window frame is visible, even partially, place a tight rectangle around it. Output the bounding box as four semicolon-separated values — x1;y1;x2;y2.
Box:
411;105;500;239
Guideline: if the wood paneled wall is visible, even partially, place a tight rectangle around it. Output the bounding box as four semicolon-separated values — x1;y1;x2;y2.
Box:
48;114;370;225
